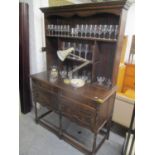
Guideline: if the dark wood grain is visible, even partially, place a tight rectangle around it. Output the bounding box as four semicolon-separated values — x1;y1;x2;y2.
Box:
31;1;129;154
19;3;32;114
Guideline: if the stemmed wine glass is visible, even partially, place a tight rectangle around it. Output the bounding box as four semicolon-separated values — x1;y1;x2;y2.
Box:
102;25;108;39
97;25;103;38
57;25;61;36
60;25;63;36
66;25;70;37
106;78;112;88
84;24;88;37
93;25;98;38
97;76;105;85
47;25;51;35
107;25;114;40
71;28;75;37
60;66;67;79
80;24;85;37
114;25;119;40
56;25;59;36
84;44;89;59
54;25;58;36
88;25;93;38
63;25;67;36
75;24;80;37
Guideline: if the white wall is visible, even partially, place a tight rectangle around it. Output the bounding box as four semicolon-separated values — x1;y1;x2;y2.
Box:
20;0;48;74
124;3;135;62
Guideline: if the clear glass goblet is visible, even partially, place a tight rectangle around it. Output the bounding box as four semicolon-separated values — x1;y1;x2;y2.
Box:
102;25;108;39
107;25;113;40
80;24;85;37
75;24;80;37
47;25;51;35
98;25;103;38
93;25;98;38
114;25;119;40
84;24;88;37
84;44;89;59
97;76;105;85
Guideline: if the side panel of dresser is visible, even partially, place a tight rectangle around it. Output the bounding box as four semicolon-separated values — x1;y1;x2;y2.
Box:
95;93;116;132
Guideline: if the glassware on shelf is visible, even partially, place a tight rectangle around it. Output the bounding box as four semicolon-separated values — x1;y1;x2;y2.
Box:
75;24;80;37
67;42;71;48
63;25;67;36
71;28;75;37
81;70;88;82
60;66;67;79
50;66;58;82
114;25;119;40
106;78;112;88
87;72;91;83
107;25;114;40
93;25;98;38
84;24;88;37
80;43;85;58
98;25;103;38
66;25;70;37
57;25;61;36
80;24;85;37
67;66;72;79
84;44;89;59
53;25;56;36
60;25;63;36
102;25;108;39
55;25;58;36
51;25;54;36
72;42;76;57
88;25;93;38
47;25;51;35
97;76;105;85
72;65;78;78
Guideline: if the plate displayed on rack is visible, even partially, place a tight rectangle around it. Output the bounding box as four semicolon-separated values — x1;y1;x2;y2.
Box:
70;79;85;88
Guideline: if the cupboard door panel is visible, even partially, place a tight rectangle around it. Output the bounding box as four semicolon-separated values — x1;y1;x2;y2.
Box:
60;96;96;129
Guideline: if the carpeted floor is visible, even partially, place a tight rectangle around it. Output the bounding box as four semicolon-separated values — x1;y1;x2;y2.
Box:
19;109;124;155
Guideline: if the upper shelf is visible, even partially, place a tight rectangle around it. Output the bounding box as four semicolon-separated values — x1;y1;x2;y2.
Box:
46;35;117;43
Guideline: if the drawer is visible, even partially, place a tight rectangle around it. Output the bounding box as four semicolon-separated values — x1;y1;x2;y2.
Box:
60;96;96;128
32;82;59;111
32;79;58;94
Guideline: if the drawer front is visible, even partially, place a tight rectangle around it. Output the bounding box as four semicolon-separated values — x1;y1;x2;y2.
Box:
32;80;59;111
32;79;58;94
60;96;96;128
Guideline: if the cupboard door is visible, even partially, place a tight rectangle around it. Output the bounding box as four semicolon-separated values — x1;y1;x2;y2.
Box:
60;95;96;129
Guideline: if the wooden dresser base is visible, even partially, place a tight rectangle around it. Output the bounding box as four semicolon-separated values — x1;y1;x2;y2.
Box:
34;104;110;155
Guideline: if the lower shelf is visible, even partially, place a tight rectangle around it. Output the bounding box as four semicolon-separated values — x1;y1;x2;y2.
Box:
36;107;108;155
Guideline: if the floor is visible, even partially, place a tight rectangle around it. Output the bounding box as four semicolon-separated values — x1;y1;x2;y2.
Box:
19;109;124;155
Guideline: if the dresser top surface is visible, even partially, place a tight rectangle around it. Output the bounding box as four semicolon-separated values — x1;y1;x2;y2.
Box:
31;71;116;103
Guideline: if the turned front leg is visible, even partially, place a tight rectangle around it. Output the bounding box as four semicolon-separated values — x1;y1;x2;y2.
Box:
92;132;97;155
